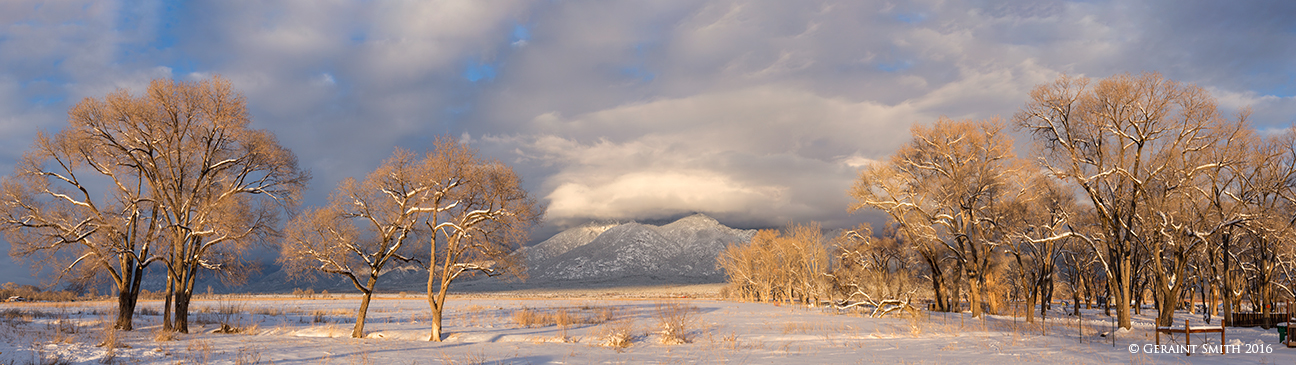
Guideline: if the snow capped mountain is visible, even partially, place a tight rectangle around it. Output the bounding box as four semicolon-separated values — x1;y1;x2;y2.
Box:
525;213;755;284
520;222;618;264
218;213;754;293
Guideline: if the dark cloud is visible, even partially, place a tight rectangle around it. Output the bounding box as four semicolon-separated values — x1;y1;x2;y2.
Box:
1;0;1294;285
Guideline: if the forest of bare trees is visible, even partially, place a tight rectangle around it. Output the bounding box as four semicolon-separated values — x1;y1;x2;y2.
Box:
721;73;1296;330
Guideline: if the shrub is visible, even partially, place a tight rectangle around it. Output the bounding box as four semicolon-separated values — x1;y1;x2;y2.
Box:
655;302;697;344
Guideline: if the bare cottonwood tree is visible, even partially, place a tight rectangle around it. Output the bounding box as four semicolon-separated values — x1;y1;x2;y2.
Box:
1015;72;1235;329
122;78;306;333
0;123;164;331
1211;126;1296;326
281;138;538;340
2;77;304;333
281;148;440;338
831;224;920;317
423;138;540;341
717;223;831;305
851;117;1018;317
717;230;777;302
997;174;1075;323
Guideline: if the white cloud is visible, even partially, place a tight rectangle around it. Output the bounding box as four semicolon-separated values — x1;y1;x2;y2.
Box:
545;170;784;223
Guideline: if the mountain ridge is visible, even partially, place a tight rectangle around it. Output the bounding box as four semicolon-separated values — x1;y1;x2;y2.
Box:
176;213;754;293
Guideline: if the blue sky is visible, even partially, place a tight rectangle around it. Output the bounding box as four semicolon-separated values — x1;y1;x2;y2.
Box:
2;0;1295;286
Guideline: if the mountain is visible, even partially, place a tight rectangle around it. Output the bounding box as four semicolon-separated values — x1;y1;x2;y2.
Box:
520;213;756;284
185;213;755;293
522;222;618;263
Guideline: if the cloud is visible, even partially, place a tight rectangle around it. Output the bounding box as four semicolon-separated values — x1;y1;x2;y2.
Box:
545;170;784;222
481;84;984;228
2;0;1296;241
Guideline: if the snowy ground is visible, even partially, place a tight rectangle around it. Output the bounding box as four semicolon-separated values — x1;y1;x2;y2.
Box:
2;293;1293;364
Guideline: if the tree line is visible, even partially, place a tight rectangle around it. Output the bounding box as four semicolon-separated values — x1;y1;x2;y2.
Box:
720;73;1296;330
0;76;539;341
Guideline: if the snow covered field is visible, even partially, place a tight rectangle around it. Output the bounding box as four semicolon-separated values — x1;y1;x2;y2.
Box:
2;293;1293;364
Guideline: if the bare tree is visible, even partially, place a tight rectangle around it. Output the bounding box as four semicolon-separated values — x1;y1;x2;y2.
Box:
850;117;1018;317
281;138;538;340
831;224;920;317
0;123;164;331
1015;72;1235;329
717;223;831;305
997;174;1075;323
2;77;304;333
281;148;438;338
120;78;307;333
717;231;770;301
424;138;540;341
1221;126;1296;326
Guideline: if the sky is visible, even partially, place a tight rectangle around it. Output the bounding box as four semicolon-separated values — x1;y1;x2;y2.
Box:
2;0;1295;287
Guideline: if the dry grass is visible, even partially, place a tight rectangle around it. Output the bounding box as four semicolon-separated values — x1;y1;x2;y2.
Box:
95;318;124;364
311;310;329;324
438;349;490;365
514;307;544;328
153;328;179;342
655;302;698;345
182;340;215;364
324;323;343;337
720;332;739;349
1;308;30;326
234;346;263;365
251;306;285;316
592;307;617;324
555;309;574;341
782;322;829;334
513;305;619;329
597;319;636;352
460;304;498;327
35;348;72;365
137;306;160;316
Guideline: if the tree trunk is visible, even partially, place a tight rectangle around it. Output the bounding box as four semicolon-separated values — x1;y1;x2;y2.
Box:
968;273;984;318
427;269;445;342
1083;273;1093;309
174;290;191;333
1201;284;1210;321
1103;284;1111;316
1026;282;1038;323
162;271;174;331
925;255;948;312
1071;287;1081;316
952;262;965;313
1222;233;1233;326
1202;283;1213;318
1042;269;1054;313
1116;257;1132;329
1261;280;1272;329
115;287;138;331
352;274;378;338
1131;277;1145;315
173;265;202;334
430;302;444;341
114;261;145;331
